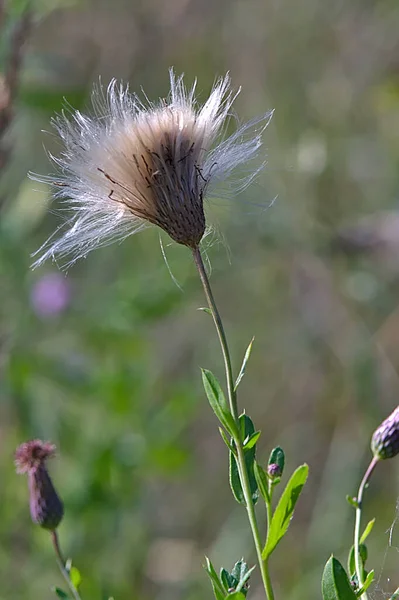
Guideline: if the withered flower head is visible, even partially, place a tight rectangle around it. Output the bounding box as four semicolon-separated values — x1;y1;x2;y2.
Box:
371;406;399;460
31;69;273;268
15;439;64;530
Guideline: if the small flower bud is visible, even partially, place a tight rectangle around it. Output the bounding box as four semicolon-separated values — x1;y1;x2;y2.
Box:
371;406;399;460
268;446;285;478
268;463;282;478
15;440;64;530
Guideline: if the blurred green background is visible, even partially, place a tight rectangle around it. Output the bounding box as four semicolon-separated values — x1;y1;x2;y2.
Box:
1;0;399;598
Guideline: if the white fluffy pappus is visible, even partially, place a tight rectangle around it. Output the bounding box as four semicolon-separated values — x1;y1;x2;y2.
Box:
31;69;273;269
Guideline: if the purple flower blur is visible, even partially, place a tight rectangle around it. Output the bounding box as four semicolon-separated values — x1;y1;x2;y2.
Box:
30;273;71;318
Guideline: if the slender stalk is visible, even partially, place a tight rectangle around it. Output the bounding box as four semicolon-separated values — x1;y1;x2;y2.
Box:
192;246;274;600
51;530;82;600
354;457;379;600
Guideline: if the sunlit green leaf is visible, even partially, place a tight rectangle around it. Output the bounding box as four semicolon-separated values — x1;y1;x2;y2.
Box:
262;464;308;558
360;519;375;544
234;337;254;391
204;557;225;600
243;431;261;451
356;570;374;596
322;556;357;600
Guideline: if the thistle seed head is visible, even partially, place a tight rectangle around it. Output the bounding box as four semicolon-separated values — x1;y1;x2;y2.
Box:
31;69;273;268
371;406;399;460
15;440;64;530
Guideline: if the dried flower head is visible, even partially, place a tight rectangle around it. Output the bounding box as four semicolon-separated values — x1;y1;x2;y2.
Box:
15;440;64;530
371;406;399;460
31;69;272;268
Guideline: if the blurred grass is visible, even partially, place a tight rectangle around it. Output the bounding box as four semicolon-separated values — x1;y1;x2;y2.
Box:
1;0;399;598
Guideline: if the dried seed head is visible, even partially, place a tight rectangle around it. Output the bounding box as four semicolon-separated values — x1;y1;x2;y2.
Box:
15;440;64;530
371;406;399;460
31;69;273;268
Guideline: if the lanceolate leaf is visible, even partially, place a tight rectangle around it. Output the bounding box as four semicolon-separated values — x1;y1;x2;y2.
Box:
234;337;255;391
243;431;261;451
229;415;258;505
226;593;246;600
321;556;357;600
357;570;375;596
262;464;308;558
360;519;375;544
204;557;225;600
202;369;238;437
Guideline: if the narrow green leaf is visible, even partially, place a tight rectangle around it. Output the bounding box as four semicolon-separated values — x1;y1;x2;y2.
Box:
198;307;212;316
346;495;359;509
356;570;374;596
202;369;237;436
360;519;375;544
348;544;367;579
243;431;261;451
322;556;357;600
52;589;70;599
254;461;270;503
229;415;258;505
219;427;236;454
204;557;225;600
226;593;246;599
262;464;308;558
234;337;255;390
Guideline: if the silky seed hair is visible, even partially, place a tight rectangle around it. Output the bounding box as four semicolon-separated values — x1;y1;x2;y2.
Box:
31;69;273;268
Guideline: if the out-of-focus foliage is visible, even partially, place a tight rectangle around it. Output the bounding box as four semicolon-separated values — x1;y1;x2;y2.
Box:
1;0;399;598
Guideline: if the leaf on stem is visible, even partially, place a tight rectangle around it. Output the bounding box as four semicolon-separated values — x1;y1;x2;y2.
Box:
347;544;367;580
360;518;375;544
262;464;308;559
229;415;259;505
52;588;70;599
254;461;270;503
346;495;359;509
243;431;261;451
356;570;374;596
204;557;226;600
198;307;212;316
322;556;357;600
234;337;254;391
201;369;238;437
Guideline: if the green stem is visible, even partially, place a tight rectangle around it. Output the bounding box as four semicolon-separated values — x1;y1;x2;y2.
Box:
354;457;379;600
192;246;274;600
51;530;82;600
